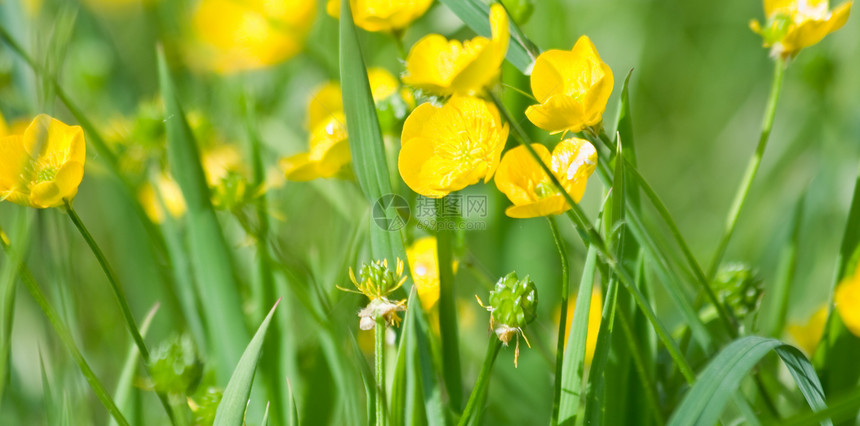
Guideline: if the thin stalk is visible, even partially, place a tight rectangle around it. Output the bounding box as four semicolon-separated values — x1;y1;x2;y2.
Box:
458;338;503;426
707;58;786;279
548;216;570;426
0;225;129;426
488;92;696;383
616;307;665;425
375;317;387;426
63;200;176;423
436;197;464;410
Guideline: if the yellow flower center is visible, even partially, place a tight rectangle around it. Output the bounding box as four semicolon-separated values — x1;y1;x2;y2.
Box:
534;181;558;199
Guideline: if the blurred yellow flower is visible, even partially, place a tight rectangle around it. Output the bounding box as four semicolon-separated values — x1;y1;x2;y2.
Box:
835;266;860;337
750;0;852;58
399;96;509;198
285;68;399;181
558;290;602;365
407;236;441;310
190;0;316;73
495;138;596;218
327;0;433;33
787;305;828;355
0;115;86;209
282;113;351;181
139;173;187;224
402;4;509;96
525;36;613;135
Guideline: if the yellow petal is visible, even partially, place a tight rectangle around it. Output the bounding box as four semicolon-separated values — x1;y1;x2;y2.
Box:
836;270;860;337
765;0;797;16
0;135;31;198
505;195;568;218
530;49;576;104
787;305;828;355
281;153;322;182
449;4;509;95
560;290;603;365
525;95;588;134
0;111;8;136
329;0;432;32
29;181;62;208
368;67;399;101
551;138;597;202
398;136;452;198
316;139;352;177
23;114;86;163
307;82;344;131
52;161;85;202
400;102;438;145
406;236;441;310
402;35;472;94
494;143;552;206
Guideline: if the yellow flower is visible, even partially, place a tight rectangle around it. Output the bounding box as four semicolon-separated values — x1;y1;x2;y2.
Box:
525;36;614;135
835;266;860;337
190;0;316;73
399;96;509;198
558;290;602;365
139;173;187;224
282;113;351;181
0;115;86;209
306;68;399;130
407;236;441;310
402;4;509;96
494;138;597;218
285;68;400;181
750;0;852;58
327;0;433;33
787;305;828;355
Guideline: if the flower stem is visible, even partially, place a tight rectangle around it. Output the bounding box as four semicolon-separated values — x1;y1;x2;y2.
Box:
436;197;464;410
548;216;570;426
458;338;502;426
375;317;387;426
0;224;129;426
707;57;786;279
63;200;176;423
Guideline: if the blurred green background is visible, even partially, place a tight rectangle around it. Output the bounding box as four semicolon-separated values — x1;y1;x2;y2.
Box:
0;0;857;424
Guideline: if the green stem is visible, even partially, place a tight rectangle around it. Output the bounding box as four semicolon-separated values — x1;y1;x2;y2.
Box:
458;338;502;426
488;92;697;384
548;216;570;426
63;200;176;423
375;317;387;426
0;225;129;426
436;197;463;410
707;57;786;279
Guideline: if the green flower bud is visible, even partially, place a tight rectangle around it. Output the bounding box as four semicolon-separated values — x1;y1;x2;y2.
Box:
489;271;538;329
190;387;222;426
713;263;764;321
149;334;203;398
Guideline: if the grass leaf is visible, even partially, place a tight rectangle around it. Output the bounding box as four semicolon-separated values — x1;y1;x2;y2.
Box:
157;47;250;382
214;300;281;426
668;336;830;426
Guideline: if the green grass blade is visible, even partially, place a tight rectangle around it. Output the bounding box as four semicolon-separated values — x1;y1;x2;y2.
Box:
288;379;300;426
435;199;463;410
109;304;160;426
557;245;598;424
785;387;860;426
157;47;250;382
582;275;620;426
0;209;29;408
816;159;860;402
437;0;539;73
762;190;806;337
0;225;129;425
338;0;407;264
214;300;280;426
668;336;830;426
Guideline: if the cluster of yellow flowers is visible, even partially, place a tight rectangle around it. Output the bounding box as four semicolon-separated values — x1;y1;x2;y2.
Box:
750;0;852;58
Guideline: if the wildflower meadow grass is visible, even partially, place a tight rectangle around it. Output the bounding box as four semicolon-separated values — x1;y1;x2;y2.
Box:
1;0;859;425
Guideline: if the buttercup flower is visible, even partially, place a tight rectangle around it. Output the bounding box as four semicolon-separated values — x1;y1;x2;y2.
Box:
402;4;509;96
0;114;86;208
835;265;860;337
494;138;597;218
190;0;316;73
284;68;400;181
139;173;187;224
327;0;433;33
407;237;441;310
750;0;852;58
525;36;614;135
787;305;828;355
340;259;408;330
559;290;602;365
399;96;509;198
